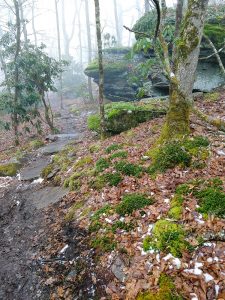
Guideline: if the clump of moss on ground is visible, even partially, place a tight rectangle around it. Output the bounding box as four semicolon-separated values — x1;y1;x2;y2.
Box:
110;150;128;160
147;136;210;174
137;274;183;300
41;164;54;179
105;143;123;154
28;139;44;150
115;160;143;177
64;172;82;191
95;158;110;172
168;195;184;220
143;220;190;257
175;178;225;218
89;204;112;233
65;201;84;222
116;193;154;216
91;234;117;252
73;156;93;170
0;163;20;177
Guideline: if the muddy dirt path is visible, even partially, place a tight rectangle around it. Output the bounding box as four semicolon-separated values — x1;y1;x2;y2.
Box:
0;107;96;300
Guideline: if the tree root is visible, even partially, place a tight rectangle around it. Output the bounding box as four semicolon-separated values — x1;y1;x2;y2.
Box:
193;107;225;132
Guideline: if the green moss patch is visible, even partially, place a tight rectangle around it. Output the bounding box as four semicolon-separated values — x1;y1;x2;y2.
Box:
116;193;154;216
137;274;182;300
147;136;210;174
0;163;20;177
73;156;93;170
65;201;84;222
105;143;123;154
91;235;117;252
143;220;190;257
115;160;143;177
95;158;110;172
87;101;166;135
28;139;45;150
64;172;82;191
175;178;225;218
204;92;220;102
110;150;128;160
89;204;113;233
41;164;54;179
168;195;184;220
111;220;134;233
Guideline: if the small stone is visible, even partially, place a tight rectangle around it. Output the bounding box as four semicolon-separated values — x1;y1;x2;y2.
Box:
111;257;127;283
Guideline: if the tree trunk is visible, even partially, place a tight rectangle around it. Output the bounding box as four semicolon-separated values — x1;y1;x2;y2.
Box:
61;0;70;58
41;92;55;133
174;0;184;38
31;0;37;46
94;0;105;139
13;0;21;145
145;0;150;13
18;0;28;45
203;34;225;76
136;0;142;18
113;0;122;46
85;0;94;102
160;0;209;141
61;0;77;59
54;0;63;109
75;0;83;66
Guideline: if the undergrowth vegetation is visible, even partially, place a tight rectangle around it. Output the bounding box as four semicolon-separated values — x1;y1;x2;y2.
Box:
147;136;210;174
143;220;190;257
137;274;182;300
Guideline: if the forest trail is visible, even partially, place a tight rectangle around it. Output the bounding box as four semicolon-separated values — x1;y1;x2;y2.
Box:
0;104;96;299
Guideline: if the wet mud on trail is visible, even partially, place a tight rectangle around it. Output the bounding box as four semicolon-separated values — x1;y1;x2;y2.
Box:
0;106;108;299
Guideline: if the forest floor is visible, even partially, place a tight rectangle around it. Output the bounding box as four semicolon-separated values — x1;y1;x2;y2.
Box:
0;91;225;300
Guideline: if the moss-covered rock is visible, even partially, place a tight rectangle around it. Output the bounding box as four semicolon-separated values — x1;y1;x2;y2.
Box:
88;101;166;135
84;47;139;101
41;164;54;179
0;163;20;177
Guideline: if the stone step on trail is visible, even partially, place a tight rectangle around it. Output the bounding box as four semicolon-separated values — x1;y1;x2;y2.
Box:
19;157;51;181
26;186;69;209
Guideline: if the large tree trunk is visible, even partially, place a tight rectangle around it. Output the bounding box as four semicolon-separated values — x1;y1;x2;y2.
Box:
84;0;94;102
54;0;63;109
161;0;209;141
13;0;21;145
94;0;105;139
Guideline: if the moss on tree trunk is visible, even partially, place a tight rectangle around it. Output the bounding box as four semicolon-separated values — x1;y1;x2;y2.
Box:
160;84;190;140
